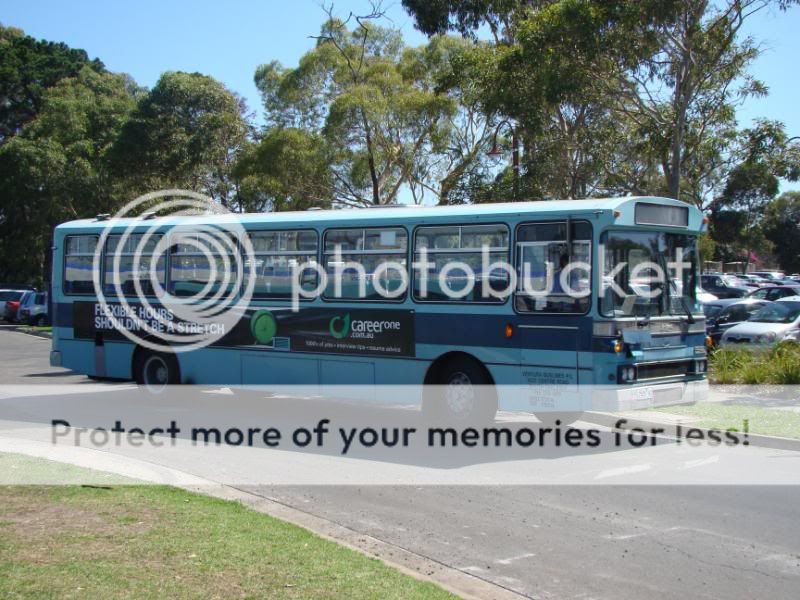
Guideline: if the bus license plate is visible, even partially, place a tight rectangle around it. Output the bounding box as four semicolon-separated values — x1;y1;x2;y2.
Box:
631;386;654;402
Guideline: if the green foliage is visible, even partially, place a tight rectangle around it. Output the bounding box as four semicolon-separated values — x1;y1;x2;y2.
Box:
696;232;716;266
0;24;105;144
762;192;800;273
250;16;476;206
0;67;137;284
710;343;800;385
234;128;333;211
404;0;796;204
111;71;249;206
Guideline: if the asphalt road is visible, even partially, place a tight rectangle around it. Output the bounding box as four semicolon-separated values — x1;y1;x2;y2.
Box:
1;329;799;599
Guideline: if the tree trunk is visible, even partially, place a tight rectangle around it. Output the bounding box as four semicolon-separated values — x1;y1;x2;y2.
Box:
361;111;380;204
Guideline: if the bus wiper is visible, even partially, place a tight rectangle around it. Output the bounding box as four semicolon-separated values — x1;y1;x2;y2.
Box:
657;253;695;324
670;277;695;324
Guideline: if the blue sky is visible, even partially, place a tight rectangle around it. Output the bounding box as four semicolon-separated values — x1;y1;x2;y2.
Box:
3;0;799;190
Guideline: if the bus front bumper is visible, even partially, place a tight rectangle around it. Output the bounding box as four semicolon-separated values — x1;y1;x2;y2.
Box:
591;379;709;412
498;379;709;413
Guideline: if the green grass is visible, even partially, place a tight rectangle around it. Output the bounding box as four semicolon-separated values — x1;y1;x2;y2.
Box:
0;454;134;486
651;403;800;439
709;342;800;384
19;325;52;334
0;455;453;600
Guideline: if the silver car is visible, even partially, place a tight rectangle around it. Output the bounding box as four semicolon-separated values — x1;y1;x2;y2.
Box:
720;298;800;347
18;291;48;325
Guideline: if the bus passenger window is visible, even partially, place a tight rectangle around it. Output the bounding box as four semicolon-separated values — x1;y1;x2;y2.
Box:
103;234;165;296
246;230;318;299
413;224;509;303
515;222;591;314
323;227;407;301
63;235;98;295
168;232;239;298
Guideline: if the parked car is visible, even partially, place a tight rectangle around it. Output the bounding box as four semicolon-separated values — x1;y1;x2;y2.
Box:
770;278;800;286
704;298;771;347
18;291;49;325
700;274;750;299
0;288;32;321
703;298;749;319
720;298;800;347
750;271;785;281
745;285;800;301
697;286;718;303
736;274;771;287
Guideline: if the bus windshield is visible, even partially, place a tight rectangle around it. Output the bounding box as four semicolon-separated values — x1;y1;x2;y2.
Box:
600;230;699;318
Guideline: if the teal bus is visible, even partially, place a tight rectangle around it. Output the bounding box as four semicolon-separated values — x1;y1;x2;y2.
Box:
50;196;709;422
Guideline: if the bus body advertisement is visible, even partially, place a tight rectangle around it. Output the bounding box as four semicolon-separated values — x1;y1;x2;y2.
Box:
50;194;709;422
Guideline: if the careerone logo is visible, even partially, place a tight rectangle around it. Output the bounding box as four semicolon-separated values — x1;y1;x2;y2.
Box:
329;314;350;339
329;314;402;340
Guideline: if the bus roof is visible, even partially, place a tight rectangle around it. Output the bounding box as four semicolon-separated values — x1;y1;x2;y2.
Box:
55;196;695;230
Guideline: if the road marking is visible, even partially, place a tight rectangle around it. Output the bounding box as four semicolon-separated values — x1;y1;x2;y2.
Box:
605;532;648;540
594;463;652;480
495;553;536;565
681;455;720;469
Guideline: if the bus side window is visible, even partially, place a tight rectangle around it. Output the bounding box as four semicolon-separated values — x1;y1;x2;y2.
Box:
168;231;239;298
63;235;98;295
412;224;509;303
515;222;591;314
103;234;165;297
323;227;407;301
246;230;319;299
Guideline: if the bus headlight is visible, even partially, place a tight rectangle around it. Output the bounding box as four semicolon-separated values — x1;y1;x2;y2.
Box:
618;365;636;382
694;359;707;374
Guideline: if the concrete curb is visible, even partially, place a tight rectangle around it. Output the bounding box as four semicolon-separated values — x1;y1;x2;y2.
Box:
0;436;526;600
584;411;800;453
12;326;52;340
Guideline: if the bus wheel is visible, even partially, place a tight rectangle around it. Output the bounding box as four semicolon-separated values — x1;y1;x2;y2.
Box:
535;412;584;428
424;358;497;424
134;350;180;393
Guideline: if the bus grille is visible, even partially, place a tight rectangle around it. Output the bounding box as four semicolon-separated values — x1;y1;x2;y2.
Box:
636;361;690;381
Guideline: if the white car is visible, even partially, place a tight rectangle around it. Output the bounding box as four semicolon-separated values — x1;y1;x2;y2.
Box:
720;297;800;347
697;287;718;303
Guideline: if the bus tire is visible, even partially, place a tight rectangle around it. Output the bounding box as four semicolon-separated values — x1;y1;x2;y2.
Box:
133;349;180;392
423;357;497;425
